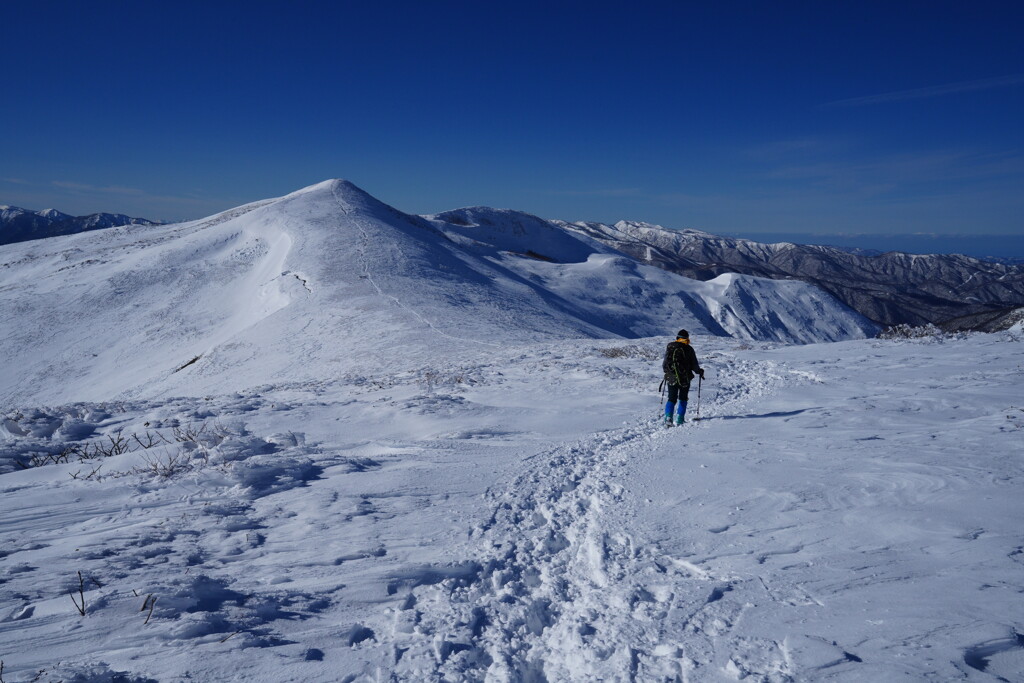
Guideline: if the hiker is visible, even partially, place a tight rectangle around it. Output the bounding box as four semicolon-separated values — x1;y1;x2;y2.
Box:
662;329;704;426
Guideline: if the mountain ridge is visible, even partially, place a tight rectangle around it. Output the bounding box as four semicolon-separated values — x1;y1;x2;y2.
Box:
0;180;875;406
7;182;1019;328
555;219;1024;327
0;203;159;245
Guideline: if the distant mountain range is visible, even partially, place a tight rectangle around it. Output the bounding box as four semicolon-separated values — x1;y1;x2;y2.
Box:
555;221;1024;328
719;231;1024;266
0;204;159;245
938;306;1024;334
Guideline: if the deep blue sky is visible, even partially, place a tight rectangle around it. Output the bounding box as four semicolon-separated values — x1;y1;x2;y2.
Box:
2;1;1022;244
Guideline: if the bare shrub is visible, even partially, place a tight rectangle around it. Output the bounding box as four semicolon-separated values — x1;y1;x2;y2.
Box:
135;449;194;478
878;323;945;339
173;421;230;449
141;594;157;625
416;368;474;394
173;422;208;444
596;345;660;360
133;431;171;449
69;571;86;616
418;369;441;394
12;421;220;474
68;463;103;481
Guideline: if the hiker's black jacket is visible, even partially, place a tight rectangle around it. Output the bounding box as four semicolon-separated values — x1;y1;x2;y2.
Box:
663;341;701;386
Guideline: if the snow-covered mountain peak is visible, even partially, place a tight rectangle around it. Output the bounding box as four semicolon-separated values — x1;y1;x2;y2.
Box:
428;206;607;263
285;178;375;205
275;178;421;230
602;221;704;247
0;180;878;404
285;178;363;199
614;219;667;231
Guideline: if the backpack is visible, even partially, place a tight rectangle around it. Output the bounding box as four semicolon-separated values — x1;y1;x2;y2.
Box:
662;342;693;386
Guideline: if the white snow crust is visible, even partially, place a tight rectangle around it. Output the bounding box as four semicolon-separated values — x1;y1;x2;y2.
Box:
0;180;1021;682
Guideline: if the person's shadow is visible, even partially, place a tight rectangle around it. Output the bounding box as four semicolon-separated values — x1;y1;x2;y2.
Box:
700;408;813;420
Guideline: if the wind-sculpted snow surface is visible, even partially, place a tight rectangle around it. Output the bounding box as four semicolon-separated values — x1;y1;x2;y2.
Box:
1;332;1022;681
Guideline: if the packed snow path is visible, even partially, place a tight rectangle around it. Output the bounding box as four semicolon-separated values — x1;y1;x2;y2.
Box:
385;353;786;681
1;333;1023;682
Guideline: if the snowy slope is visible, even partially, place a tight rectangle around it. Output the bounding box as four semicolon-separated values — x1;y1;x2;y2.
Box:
0;180;873;407
0;181;604;406
425;206;876;342
1;329;1021;682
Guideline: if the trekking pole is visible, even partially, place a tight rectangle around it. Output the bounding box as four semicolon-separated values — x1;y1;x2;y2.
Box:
695;374;702;421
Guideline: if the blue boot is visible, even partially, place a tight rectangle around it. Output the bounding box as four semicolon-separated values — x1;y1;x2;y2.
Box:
675;401;688;425
664;401;676;426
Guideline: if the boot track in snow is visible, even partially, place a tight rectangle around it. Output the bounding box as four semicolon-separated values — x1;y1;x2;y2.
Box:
382;388;795;681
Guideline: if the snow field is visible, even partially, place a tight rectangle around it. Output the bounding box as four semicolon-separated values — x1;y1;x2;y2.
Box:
613;333;1024;681
0;339;684;681
381;346;803;681
2;333;1022;681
